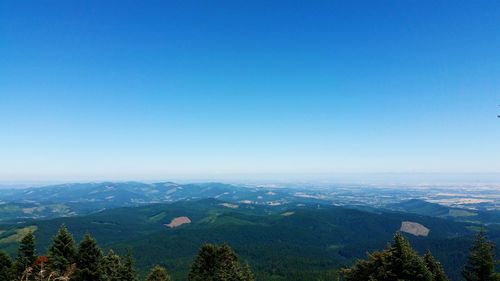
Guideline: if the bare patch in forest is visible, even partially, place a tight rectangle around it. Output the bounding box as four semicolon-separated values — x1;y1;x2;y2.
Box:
400;221;429;237
166;216;191;228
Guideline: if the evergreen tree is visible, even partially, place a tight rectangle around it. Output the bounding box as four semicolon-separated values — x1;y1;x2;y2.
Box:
47;224;77;274
102;249;122;281
385;233;433;281
341;251;385;281
145;265;172;281
15;231;37;277
342;232;435;281
75;234;103;281
0;251;14;281
188;244;254;281
424;250;449;281
240;262;255;281
462;229;500;281
119;250;138;281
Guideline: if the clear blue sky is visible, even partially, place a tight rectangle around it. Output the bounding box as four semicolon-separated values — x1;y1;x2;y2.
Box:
1;0;499;182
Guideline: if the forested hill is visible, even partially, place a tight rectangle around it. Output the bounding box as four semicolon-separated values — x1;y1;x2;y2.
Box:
0;199;493;280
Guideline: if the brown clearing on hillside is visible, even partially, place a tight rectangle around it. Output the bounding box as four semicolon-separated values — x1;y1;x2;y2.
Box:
165;216;191;228
400;221;430;237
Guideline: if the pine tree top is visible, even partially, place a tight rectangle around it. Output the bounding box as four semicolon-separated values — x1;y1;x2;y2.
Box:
146;265;172;281
462;229;498;281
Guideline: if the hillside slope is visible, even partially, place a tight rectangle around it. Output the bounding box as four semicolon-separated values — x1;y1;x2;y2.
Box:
0;199;482;280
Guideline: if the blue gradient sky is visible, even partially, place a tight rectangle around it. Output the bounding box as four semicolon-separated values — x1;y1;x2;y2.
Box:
1;1;499;182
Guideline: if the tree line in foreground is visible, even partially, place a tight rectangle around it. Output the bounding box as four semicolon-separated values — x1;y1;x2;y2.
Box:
342;230;500;281
0;225;254;281
0;225;498;281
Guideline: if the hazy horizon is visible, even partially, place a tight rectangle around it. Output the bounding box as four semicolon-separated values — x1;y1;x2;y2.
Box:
2;172;500;188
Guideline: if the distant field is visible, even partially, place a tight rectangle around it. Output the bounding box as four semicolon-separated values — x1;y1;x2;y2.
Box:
0;225;37;244
448;209;477;217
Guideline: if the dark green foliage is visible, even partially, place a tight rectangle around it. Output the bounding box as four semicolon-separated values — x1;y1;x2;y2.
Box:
0;199;495;280
14;231;36;276
387;233;433;281
145;265;172;281
102;249;122;281
47;224;77;274
88;200;467;280
342;232;437;281
462;229;500;281
4;221;499;281
240;262;255;281
0;251;14;280
341;251;385;281
188;244;255;281
424;250;449;281
119;250;139;281
75;234;103;281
